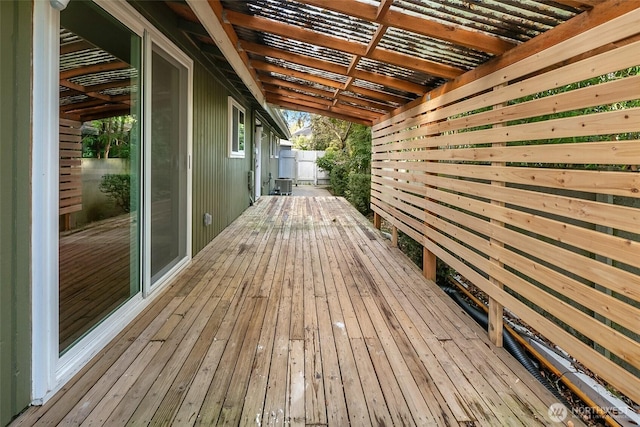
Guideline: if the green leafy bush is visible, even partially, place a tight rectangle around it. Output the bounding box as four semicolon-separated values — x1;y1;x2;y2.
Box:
316;149;338;174
99;174;131;213
329;162;349;197
346;173;371;215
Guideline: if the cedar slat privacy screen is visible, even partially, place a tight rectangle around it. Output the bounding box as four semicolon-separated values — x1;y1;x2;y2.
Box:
372;9;640;403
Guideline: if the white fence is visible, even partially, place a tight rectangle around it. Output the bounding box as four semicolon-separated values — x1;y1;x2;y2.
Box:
278;149;329;185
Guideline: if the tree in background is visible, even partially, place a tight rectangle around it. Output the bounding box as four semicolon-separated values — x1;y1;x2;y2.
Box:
310;116;352;151
313;117;372;216
82;116;133;158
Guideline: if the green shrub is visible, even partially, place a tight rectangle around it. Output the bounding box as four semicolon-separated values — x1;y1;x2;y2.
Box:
346;173;371;216
329;163;349;196
316;149;338;174
99;174;131;213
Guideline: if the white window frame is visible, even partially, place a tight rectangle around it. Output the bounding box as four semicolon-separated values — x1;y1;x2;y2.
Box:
32;0;193;404
270;132;279;159
228;97;246;158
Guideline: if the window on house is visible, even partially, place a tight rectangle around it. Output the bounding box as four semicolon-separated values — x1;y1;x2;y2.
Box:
229;97;245;158
270;132;279;158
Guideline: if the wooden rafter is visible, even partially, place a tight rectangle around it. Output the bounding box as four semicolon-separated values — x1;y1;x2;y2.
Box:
241;40;425;95
551;0;603;9
173;0;589;125
258;70;410;106
60;40;95;55
252;61;344;90
266;96;374;126
224;9;463;80
261;77;395;111
295;0;516;55
59;61;130;80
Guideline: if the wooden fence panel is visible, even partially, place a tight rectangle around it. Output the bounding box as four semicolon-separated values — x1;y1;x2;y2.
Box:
371;6;640;404
60;118;83;217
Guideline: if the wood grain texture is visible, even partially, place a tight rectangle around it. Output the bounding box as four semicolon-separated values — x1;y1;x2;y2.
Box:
372;6;640;406
11;197;576;426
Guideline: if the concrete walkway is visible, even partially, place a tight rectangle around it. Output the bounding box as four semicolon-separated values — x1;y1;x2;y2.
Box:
291;184;332;197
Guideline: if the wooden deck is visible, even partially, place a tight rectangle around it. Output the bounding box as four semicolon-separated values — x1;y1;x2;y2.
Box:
59;214;134;351
14;196;579;426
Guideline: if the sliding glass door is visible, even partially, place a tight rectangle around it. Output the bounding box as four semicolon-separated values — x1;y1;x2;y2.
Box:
56;1;191;355
149;45;188;285
59;1;141;354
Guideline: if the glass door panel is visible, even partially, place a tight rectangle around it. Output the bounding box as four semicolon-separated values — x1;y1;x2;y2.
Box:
150;45;188;283
59;1;141;354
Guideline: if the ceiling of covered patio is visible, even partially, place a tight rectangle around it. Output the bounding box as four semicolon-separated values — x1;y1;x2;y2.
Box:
172;0;602;125
59;0;605;126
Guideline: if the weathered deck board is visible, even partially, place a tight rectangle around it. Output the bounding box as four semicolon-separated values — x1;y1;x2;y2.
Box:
12;196;582;427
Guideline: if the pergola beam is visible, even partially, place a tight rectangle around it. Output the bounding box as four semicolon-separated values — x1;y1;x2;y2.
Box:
269;99;372;126
242;41;425;94
59;61;130;80
224;9;464;80
295;0;516;55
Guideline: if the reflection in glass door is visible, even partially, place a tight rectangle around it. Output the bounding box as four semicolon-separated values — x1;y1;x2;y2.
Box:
150;45;188;284
58;1;141;354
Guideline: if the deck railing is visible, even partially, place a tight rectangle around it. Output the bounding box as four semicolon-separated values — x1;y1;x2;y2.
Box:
371;6;640;404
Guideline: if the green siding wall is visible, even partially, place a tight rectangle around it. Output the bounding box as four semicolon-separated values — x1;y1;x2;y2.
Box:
130;1;260;256
191;63;254;254
0;1;32;424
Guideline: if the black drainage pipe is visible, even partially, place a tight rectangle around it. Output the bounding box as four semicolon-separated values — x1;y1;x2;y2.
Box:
441;286;568;405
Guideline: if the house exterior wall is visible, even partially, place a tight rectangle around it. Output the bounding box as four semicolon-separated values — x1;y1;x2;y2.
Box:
267;133;279;182
0;1;280;422
0;1;32;424
259;129;271;194
191;63;254;254
130;1;260;255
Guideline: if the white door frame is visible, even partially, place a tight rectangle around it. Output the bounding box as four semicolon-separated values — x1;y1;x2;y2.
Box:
254;123;262;199
31;0;192;404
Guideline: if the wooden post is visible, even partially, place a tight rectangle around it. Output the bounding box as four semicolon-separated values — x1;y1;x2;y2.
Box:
373;212;382;229
391;225;398;248
488;85;506;347
423;247;436;281
63;213;71;232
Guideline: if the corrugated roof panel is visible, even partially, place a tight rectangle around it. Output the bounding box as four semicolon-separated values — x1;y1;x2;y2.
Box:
60;94;89;107
264;57;348;84
262;34;353;67
351;78;416;100
243;0;377;45
392;0;579;43
266;72;338;93
379;27;490;70
356;57;441;87
337;99;388;114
